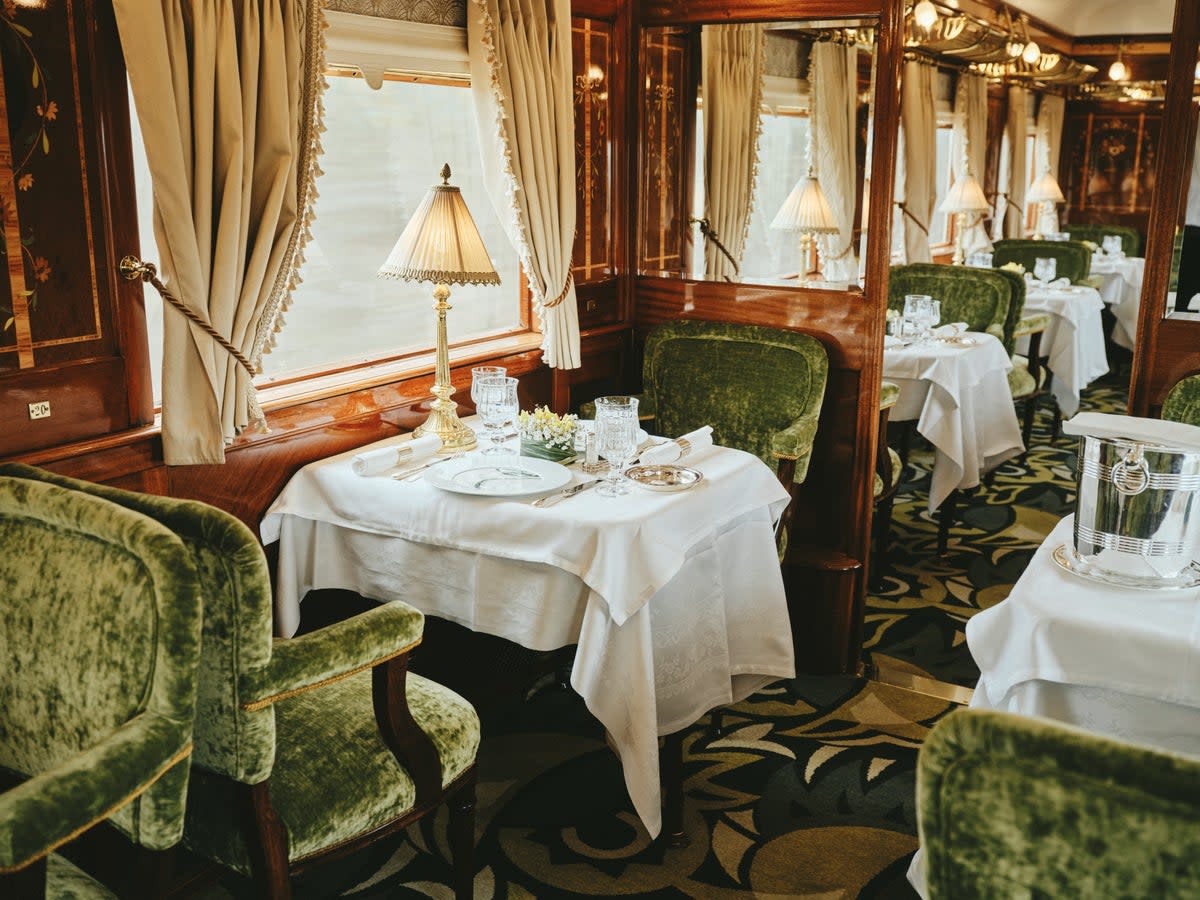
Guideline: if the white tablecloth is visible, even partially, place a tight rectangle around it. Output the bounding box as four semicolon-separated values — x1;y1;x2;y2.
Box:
1091;256;1145;350
883;333;1024;512
908;513;1200;896
260;426;795;837
1018;284;1109;417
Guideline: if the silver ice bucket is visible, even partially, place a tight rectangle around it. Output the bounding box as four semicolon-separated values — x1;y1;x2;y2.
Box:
1065;413;1200;589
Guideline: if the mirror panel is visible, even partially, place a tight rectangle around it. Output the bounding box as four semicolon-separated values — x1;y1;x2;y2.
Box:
638;20;876;292
1167;55;1200;319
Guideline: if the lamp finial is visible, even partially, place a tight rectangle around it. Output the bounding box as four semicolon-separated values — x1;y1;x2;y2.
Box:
440;163;452;184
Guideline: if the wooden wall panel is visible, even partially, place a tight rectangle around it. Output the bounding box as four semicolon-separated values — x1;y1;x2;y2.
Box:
1059;102;1161;238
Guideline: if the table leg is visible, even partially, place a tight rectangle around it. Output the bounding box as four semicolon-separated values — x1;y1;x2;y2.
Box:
660;731;689;848
937;489;959;557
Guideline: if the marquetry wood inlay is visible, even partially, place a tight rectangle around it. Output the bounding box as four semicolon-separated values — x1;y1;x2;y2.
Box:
572;17;612;284
0;53;34;369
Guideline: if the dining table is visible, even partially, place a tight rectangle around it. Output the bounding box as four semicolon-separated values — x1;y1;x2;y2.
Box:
907;512;1200;896
259;420;796;839
1018;280;1109;418
883;331;1025;513
1090;254;1145;350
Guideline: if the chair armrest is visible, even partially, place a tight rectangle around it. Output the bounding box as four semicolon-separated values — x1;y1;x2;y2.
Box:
242;602;424;711
880;380;900;411
770;411;821;483
0;715;190;872
1014;313;1051;337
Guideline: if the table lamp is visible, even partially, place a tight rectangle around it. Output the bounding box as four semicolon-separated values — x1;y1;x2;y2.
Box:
378;164;500;451
938;173;991;265
770;168;839;283
1027;170;1066;240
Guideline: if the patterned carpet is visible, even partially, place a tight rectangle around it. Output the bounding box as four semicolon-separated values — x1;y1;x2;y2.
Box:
52;376;1128;899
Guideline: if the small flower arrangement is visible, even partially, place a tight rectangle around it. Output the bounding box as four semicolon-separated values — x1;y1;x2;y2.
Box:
1080;239;1099;252
999;261;1025;274
517;406;579;462
886;307;900;321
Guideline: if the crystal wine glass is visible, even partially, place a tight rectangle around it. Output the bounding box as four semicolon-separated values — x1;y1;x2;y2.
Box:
1034;257;1057;285
476;376;519;455
904;294;933;342
471;366;507;409
593;396;640;497
1102;235;1123;257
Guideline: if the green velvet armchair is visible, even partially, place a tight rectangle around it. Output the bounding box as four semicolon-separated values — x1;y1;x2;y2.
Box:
0;464;481;900
1162;374;1200;426
918;709;1200;899
0;477;202;898
991;238;1094;286
1061;222;1142;257
888;263;1014;350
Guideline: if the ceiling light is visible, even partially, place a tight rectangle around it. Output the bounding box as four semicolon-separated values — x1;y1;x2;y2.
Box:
913;0;939;30
1022;41;1041;64
1109;59;1129;81
1195;60;1200;81
1007;39;1025;58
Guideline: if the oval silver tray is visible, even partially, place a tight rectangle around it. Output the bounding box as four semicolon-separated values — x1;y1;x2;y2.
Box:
624;464;703;492
1051;543;1200;591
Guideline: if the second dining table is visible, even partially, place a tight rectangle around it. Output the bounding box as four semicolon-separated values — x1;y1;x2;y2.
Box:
1019;280;1109;418
259;420;796;839
884;331;1025;513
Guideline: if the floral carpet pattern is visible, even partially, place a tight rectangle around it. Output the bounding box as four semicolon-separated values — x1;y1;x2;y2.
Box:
52;378;1128;900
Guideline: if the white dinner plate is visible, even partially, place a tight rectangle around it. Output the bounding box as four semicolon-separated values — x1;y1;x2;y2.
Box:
578;420;650;445
425;456;573;497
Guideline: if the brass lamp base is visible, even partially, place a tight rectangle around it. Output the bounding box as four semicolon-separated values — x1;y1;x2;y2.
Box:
416;283;477;453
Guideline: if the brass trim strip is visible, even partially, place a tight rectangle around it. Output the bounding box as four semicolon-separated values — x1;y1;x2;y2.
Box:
0;43;33;369
0;743;193;874
242;637;422;712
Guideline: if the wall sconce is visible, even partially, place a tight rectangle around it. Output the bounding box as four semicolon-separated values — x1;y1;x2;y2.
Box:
1109;43;1129;82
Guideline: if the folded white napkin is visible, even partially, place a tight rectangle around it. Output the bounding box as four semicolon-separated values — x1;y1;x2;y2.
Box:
932;322;968;338
1025;273;1071;289
351;433;441;476
640;425;715;465
1063;412;1200;452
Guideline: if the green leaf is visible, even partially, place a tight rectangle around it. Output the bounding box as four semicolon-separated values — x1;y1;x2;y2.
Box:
41;131;48;154
31;65;38;89
3;317;12;332
11;24;32;37
18;289;33;296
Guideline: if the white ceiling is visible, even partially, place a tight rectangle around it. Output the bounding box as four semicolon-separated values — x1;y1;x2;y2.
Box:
1004;0;1174;36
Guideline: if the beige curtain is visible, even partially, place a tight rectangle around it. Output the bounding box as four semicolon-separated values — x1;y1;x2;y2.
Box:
468;0;579;369
899;60;936;263
114;2;325;465
953;72;992;254
996;85;1028;240
700;24;766;280
811;40;858;282
1035;93;1066;233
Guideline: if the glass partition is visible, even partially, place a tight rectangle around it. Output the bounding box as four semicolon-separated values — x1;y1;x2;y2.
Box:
638;20;877;292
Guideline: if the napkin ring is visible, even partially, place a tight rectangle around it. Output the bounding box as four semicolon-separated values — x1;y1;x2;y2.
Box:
677;438;691;456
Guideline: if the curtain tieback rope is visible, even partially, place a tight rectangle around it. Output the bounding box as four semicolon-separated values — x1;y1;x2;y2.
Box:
689;217;741;277
119;255;258;377
894;201;929;236
543;271;574;309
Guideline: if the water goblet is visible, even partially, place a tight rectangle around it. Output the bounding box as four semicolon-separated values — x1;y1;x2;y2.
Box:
593;396;640;497
904;294;933;342
926;299;941;334
471;366;507;409
476;376;519;455
1034;257;1057;285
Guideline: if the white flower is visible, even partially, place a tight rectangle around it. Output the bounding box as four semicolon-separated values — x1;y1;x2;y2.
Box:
517;406;578;450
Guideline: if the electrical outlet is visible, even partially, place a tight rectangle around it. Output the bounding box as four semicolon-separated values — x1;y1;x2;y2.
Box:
28;400;50;420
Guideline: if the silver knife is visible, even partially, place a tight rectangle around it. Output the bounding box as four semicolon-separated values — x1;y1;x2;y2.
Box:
531;478;603;508
391;453;464;481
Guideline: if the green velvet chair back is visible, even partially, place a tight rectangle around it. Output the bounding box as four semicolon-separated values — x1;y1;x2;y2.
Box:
887;264;1016;353
0;464;277;786
919;709;1200;899
1161;374;1200;426
0;477;202;862
1062;222;1142;256
991;238;1092;285
987;266;1028;355
641;320;828;481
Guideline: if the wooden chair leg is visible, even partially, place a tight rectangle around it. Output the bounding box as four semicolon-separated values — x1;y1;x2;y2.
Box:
1021;395;1038;451
707;710;725;739
937;489;959;557
660;731;688;848
898;422;913;467
448;778;476;900
244;781;292;900
871;492;896;590
1;857;46;899
127;845;175;900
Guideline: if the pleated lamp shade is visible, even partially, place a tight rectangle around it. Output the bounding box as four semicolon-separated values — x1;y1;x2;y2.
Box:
378;164;501;286
1027;171;1066;205
770;172;839;234
939;173;991;214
